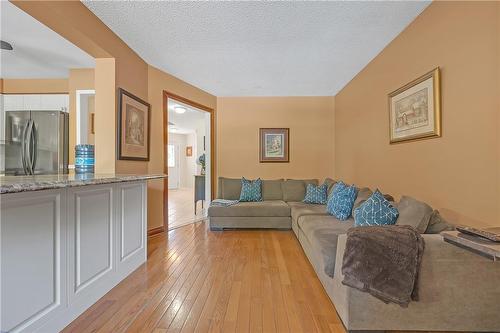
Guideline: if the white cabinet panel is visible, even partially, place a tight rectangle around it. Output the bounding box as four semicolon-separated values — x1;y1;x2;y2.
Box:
116;182;147;277
23;95;42;110
0;190;66;333
40;94;69;112
68;185;113;297
3;95;24;111
0;181;147;332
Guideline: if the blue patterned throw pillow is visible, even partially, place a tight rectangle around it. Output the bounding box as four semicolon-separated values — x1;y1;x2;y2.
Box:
239;177;263;202
354;190;399;226
303;183;328;204
326;181;358;220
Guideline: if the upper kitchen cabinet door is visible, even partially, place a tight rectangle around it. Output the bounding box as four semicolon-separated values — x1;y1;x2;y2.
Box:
23;94;42;110
3;94;24;111
40;94;69;112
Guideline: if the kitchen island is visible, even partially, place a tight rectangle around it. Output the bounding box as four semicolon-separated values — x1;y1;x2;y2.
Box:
1;174;166;333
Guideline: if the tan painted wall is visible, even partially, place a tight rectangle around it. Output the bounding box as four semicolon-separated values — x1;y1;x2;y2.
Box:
334;2;500;227
68;68;94;164
147;65;216;230
217;97;335;182
1;79;68;93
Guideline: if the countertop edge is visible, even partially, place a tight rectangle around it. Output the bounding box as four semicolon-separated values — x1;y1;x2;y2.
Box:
0;174;167;194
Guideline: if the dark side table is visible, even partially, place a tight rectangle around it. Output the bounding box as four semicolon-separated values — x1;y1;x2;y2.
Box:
194;175;205;214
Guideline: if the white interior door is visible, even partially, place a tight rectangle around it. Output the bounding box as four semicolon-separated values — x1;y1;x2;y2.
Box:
167;144;180;189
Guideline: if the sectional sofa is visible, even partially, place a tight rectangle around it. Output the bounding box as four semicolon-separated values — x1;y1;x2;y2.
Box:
208;177;500;332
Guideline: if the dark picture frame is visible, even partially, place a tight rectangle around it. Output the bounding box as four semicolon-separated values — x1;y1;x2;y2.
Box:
259;128;289;163
117;88;151;161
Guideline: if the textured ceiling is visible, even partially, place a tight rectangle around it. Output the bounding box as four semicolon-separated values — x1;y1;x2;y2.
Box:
1;1;95;78
83;1;429;96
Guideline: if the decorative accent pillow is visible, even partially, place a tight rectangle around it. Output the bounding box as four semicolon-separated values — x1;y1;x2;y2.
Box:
303;183;328;205
239;177;263;202
354;190;399;226
326;181;359;220
395;195;433;233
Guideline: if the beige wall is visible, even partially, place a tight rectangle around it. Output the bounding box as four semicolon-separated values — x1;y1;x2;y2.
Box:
334;2;500;227
217;97;335;181
1;79;68;93
68;68;94;164
147;65;216;230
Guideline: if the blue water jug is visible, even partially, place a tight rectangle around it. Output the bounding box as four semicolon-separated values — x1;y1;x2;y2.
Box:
75;144;95;174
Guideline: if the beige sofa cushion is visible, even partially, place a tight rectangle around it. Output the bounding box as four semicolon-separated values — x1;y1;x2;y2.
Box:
353;187;373;210
262;179;284;200
208;200;290;217
282;179;318;202
217;177;242;200
395;195;433;233
324;178;336;195
299;215;354;277
288;202;328;224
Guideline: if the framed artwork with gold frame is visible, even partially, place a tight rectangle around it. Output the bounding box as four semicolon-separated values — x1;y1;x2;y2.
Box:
117;88;151;161
186;146;193;157
259;128;289;163
388;67;441;144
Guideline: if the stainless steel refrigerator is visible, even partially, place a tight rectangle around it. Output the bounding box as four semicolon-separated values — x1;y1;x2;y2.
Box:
4;110;69;175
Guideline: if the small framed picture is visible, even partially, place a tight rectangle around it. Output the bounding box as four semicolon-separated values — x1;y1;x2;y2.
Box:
117;88;151;161
186;146;193;157
388;67;442;144
259;128;289;163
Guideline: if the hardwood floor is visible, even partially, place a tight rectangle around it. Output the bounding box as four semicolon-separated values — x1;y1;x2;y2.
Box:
62;221;345;332
63;221;456;333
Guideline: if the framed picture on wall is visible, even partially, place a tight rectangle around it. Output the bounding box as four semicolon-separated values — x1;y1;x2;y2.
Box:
259;128;289;163
117;88;151;161
186;146;193;157
388;67;442;144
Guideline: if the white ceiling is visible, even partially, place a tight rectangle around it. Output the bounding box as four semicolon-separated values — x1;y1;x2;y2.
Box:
168;99;207;135
0;1;95;78
83;1;429;96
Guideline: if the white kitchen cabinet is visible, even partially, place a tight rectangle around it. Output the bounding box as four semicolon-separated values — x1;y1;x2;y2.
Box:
40;94;68;112
23;95;42;110
3;94;24;111
2;94;69;112
0;180;148;333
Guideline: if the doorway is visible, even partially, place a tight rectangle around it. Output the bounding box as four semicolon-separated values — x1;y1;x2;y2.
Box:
163;92;215;231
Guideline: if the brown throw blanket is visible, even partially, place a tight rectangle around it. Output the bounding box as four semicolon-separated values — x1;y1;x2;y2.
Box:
341;225;425;307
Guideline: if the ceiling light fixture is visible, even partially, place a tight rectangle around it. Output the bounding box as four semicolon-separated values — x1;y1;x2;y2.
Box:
174;106;187;114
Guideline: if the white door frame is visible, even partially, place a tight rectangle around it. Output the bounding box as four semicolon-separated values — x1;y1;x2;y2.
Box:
76;89;95;145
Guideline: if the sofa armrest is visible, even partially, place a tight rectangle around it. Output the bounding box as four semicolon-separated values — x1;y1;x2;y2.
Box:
334;233;500;331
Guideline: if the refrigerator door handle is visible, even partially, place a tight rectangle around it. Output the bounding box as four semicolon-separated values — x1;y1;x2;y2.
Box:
30;121;38;173
24;119;35;175
21;119;29;175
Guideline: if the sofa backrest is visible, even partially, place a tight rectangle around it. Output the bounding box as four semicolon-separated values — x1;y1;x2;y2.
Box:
218;177;242;200
217;177;286;200
281;179;319;202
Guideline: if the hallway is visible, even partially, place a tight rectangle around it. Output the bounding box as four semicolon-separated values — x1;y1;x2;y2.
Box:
168;187;206;230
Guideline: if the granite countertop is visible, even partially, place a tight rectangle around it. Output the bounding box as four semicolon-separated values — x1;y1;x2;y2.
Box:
0;174;167;194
